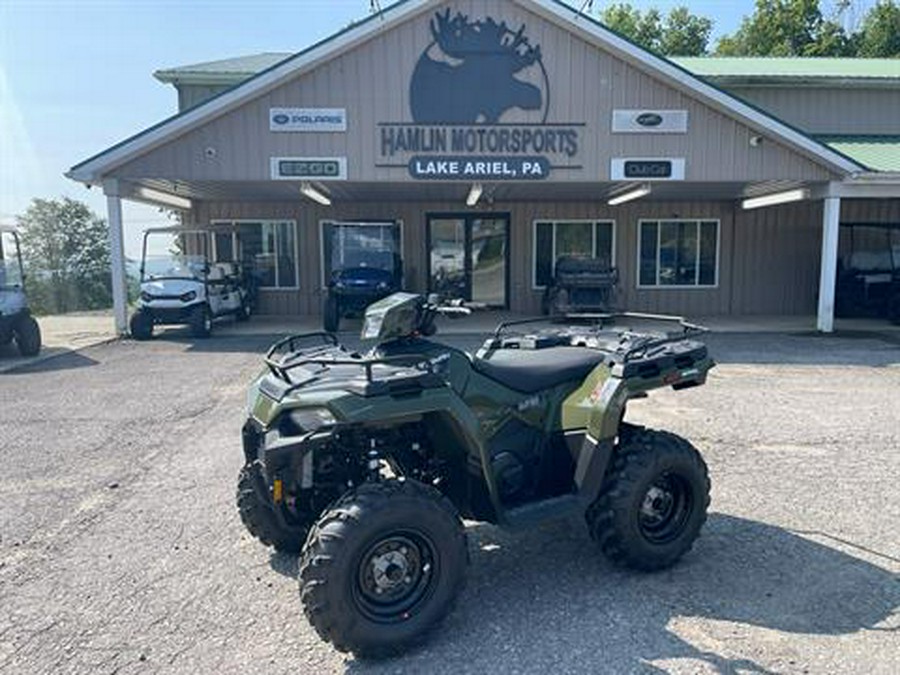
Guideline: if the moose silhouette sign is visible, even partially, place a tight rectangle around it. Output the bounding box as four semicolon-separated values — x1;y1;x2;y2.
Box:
410;9;548;124
376;9;583;181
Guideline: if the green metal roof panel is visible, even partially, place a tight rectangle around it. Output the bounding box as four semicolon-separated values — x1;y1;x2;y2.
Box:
673;57;900;81
154;53;291;82
817;136;900;172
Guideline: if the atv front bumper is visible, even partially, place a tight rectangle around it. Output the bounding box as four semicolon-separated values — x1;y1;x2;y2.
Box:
242;418;333;489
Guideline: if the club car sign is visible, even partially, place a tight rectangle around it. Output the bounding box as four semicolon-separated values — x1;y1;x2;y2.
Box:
377;10;583;181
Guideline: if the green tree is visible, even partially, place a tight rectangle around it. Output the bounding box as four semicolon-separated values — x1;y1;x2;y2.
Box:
856;0;900;56
716;0;851;56
16;197;112;315
660;6;714;57
599;3;712;56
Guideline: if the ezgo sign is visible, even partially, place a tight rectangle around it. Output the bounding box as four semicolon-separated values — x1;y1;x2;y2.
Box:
269;108;347;132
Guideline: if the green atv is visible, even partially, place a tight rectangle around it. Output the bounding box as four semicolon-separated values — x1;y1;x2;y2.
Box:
238;292;714;657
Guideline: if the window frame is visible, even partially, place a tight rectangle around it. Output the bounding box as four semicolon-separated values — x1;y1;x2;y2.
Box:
635;218;721;289
318;219;405;290
210;219;300;290
531;219;617;290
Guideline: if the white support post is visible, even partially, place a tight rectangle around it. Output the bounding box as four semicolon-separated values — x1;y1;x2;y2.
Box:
816;193;841;333
103;180;129;336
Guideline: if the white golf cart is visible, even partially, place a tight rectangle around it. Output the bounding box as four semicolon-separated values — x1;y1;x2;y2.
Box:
130;227;252;340
0;226;41;356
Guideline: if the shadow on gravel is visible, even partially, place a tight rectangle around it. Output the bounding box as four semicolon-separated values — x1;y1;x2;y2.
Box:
2;349;98;374
340;513;899;674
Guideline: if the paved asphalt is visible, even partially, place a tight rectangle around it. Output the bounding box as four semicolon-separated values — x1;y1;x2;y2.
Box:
0;327;898;674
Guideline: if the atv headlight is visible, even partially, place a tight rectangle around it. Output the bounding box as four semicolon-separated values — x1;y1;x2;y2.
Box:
180;290;197;302
284;407;336;435
140;291;154;302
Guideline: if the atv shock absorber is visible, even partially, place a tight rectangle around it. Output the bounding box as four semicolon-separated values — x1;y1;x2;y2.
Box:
367;438;382;482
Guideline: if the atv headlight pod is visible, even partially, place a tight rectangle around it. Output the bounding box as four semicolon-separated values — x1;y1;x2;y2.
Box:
180;290;197;302
285;407;336;435
140;291;154;302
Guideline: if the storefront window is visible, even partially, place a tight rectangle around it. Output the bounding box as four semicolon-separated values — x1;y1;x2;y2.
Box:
321;221;402;287
638;220;719;287
211;220;297;288
533;220;615;288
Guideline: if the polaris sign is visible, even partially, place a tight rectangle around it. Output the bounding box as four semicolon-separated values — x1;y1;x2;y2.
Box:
612;110;689;134
269;108;347;132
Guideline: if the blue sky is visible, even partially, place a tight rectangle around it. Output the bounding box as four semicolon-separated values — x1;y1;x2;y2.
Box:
0;0;875;256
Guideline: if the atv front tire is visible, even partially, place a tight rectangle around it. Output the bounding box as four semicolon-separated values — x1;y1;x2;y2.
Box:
586;428;709;571
190;305;212;338
129;311;154;341
14;315;41;357
236;463;309;553
299;479;467;658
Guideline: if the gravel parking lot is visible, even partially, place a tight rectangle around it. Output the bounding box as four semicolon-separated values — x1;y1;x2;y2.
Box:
0;328;898;674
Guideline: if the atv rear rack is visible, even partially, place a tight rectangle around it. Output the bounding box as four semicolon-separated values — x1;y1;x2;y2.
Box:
489;312;709;364
265;332;435;385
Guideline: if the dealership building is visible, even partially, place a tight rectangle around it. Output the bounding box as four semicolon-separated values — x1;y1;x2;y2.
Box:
67;0;900;334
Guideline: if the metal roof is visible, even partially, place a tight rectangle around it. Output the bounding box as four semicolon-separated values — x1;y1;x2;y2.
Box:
818;136;900;172
672;57;900;83
154;53;291;85
156;54;900;85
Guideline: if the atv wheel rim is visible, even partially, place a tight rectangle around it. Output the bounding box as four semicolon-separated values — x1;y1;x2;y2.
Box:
638;473;693;545
354;532;437;623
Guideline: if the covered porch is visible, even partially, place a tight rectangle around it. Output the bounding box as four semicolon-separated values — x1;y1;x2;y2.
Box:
96;174;900;336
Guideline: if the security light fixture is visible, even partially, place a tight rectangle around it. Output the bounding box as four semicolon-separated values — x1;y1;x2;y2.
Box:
134;186;192;211
741;188;809;210
607;184;651;206
466;183;483;207
300;182;332;206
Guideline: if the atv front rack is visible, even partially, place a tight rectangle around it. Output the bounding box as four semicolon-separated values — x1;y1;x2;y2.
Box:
265;332;435;385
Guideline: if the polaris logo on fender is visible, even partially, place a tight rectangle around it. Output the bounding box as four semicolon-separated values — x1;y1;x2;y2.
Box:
269;108;347;133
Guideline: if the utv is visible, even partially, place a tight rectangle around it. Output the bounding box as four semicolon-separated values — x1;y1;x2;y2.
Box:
238;293;714;657
542;255;618;316
0;227;41;357
835;222;900;324
323;265;401;333
130;226;253;340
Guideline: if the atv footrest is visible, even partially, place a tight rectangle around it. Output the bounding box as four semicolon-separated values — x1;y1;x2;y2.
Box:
502;494;581;528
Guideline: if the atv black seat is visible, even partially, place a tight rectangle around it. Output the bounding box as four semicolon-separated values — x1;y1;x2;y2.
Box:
473;346;605;394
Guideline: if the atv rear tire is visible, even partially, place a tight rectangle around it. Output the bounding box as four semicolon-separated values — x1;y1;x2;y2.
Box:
236;464;310;553
586;428;709;571
14;315;41;357
323;295;340;333
190;305;212;338
299;479;467;658
130;311;154;341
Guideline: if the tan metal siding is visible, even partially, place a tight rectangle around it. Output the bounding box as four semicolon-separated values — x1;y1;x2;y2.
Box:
177;85;232;112
732;202;823;315
112;0;835;183
727;86;900;136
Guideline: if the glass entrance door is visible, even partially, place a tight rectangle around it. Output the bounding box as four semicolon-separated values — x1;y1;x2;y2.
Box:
427;214;509;307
